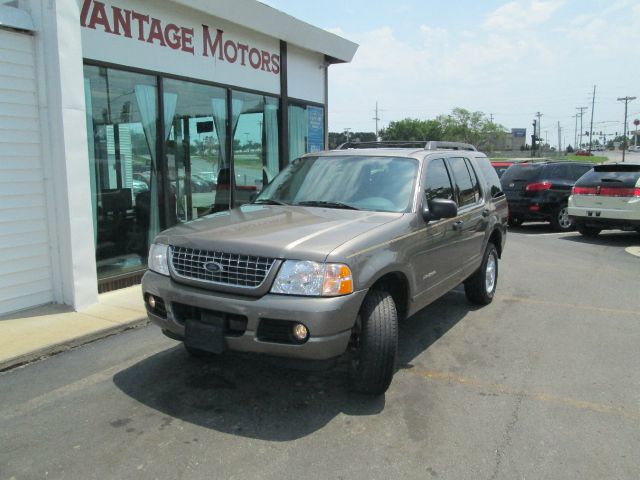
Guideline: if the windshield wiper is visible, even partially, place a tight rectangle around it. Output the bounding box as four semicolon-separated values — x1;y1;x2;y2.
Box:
253;198;289;206
296;200;361;210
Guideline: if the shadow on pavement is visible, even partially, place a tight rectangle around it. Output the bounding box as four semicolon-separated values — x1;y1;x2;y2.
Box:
559;230;640;247
113;290;471;441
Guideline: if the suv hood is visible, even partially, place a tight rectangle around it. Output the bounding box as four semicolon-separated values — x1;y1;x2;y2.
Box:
155;204;403;262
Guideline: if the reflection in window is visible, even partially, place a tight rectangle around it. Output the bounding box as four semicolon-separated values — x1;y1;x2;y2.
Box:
232;91;279;206
448;157;480;207
84;65;162;280
258;156;417;212
163;79;227;220
424;159;454;201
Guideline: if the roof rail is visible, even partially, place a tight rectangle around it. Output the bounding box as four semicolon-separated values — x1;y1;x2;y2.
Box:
337;141;427;149
337;140;478;151
424;141;477;151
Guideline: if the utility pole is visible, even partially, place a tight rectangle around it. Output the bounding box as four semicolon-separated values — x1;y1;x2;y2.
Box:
557;121;562;153
373;102;381;139
588;85;596;152
573;113;578;149
617;96;636;162
576;106;588;149
531;119;537;158
344;127;351;144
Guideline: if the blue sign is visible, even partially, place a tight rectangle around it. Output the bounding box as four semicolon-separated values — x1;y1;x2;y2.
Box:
307;106;325;152
512;128;526;138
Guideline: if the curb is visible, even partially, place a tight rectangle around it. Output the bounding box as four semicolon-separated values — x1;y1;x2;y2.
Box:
0;318;150;373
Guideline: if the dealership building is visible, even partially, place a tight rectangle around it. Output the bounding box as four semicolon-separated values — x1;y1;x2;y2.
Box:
0;0;357;315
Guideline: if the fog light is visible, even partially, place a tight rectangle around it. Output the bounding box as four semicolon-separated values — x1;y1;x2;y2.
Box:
147;295;156;309
292;323;309;342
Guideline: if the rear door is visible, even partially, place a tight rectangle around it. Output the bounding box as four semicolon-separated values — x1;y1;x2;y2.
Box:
445;156;487;274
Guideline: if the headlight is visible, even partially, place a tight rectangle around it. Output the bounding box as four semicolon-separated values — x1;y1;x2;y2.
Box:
271;260;353;296
148;243;170;276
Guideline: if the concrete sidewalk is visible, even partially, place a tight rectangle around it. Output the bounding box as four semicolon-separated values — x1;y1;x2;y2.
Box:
0;286;148;371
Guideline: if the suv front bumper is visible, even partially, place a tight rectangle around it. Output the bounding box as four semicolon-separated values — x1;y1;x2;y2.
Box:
142;271;367;360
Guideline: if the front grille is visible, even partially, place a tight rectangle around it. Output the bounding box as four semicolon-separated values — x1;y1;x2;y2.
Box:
257;318;298;344
170;246;276;288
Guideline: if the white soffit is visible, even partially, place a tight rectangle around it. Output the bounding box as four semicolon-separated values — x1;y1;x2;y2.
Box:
170;0;358;63
0;5;35;32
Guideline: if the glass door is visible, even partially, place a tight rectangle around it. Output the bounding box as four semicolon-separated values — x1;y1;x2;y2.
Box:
164;79;229;221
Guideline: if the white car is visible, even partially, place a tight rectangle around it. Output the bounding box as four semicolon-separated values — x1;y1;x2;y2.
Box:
568;161;640;236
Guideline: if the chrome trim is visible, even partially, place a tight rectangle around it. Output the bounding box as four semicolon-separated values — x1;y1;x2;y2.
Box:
169;246;277;289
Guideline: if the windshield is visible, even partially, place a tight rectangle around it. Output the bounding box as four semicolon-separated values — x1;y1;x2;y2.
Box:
256;155;419;213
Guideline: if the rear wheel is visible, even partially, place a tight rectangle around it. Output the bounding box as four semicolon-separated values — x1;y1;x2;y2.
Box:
551;205;575;232
577;225;601;237
348;289;398;395
464;243;498;305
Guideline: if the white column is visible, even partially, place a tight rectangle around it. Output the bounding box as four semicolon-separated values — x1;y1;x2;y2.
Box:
29;0;98;310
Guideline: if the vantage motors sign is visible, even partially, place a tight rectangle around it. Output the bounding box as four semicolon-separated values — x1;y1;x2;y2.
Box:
80;0;281;94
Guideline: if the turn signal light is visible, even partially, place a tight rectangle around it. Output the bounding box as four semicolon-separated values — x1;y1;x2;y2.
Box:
525;181;552;192
322;264;353;296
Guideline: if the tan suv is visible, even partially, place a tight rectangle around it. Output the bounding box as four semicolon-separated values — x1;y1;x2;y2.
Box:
142;141;508;394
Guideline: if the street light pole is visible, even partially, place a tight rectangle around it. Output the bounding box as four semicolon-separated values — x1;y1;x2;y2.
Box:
617;96;636;162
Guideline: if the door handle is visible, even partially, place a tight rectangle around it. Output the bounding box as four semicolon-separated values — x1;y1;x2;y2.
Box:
452;221;464;231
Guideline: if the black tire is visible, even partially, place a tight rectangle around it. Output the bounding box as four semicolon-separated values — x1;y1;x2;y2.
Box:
348;289;398;395
577;225;601;237
508;217;522;227
464;243;498;305
184;343;217;358
551;204;575;232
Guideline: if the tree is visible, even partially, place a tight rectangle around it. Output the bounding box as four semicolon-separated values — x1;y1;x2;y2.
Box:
378;108;507;151
379;118;443;141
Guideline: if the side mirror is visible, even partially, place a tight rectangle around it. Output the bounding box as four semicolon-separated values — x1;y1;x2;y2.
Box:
422;198;458;222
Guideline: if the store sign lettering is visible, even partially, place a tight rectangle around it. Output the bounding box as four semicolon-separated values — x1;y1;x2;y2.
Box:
80;0;280;75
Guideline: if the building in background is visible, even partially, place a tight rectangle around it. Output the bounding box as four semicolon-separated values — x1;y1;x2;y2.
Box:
510;128;527;150
0;0;357;315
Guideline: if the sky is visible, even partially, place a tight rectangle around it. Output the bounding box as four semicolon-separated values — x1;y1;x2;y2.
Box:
261;0;640;147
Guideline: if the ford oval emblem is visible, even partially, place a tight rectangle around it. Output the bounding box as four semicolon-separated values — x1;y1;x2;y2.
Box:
203;261;224;273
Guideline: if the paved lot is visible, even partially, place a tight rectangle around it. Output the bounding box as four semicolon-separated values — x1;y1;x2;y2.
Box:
1;226;639;480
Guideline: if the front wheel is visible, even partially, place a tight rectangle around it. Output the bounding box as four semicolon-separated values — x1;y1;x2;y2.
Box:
464;243;498;305
551;205;575;232
348;289;398;395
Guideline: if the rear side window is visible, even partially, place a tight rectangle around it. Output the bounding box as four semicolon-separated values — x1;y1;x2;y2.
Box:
476;158;504;198
575;164;640;188
424;158;454;201
500;164;543;184
447;157;481;207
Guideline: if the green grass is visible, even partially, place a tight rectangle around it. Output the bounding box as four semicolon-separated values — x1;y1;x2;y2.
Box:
565;154;608;163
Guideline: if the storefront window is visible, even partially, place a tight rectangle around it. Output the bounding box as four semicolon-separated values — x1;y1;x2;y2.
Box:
232;91;279;206
84;65;161;280
288;103;324;162
163;79;228;220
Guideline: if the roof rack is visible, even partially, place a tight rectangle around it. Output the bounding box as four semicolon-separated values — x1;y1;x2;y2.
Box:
337;140;477;151
337;141;426;149
424;141;477;151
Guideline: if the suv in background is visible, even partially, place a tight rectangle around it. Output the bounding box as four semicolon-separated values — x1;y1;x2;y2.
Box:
568;161;640;236
142;141;508;395
500;161;593;231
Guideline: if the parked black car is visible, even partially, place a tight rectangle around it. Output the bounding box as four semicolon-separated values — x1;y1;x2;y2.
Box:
500;161;593;231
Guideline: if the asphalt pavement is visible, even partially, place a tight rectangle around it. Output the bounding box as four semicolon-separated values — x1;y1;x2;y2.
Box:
1;226;639;480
